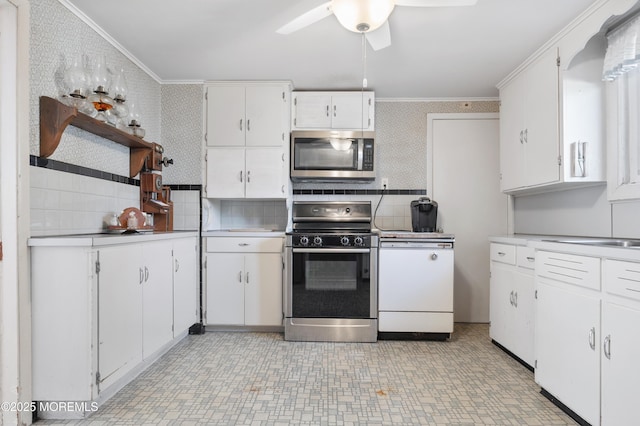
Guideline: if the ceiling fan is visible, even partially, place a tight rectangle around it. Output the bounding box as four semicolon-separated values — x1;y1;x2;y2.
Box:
276;0;478;51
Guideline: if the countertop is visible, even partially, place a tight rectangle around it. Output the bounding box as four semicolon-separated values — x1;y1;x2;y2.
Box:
489;234;640;262
28;230;199;247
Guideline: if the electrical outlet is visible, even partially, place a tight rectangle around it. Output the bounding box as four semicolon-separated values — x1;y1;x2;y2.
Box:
381;178;389;190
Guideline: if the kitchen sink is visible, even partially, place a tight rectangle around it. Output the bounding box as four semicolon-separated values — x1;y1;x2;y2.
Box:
543;238;640;248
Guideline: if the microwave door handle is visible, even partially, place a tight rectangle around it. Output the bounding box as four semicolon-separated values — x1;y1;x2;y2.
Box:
357;139;364;170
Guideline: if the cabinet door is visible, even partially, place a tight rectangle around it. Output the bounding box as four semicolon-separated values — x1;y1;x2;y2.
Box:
142;241;174;358
512;268;535;366
489;261;514;348
245;147;285;198
245;85;287;147
205;147;245;198
244;253;283;326
601;301;640;426
535;280;600;425
524;47;560;187
206;85;246;147
173;238;199;335
292;93;331;128
206;253;245;325
499;76;526;191
330;93;366;129
97;245;143;390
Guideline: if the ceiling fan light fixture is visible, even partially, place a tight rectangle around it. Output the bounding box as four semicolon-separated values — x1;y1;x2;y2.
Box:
332;0;395;33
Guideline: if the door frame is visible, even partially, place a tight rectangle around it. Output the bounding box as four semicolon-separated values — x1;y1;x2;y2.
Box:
426;112;514;233
1;1;31;424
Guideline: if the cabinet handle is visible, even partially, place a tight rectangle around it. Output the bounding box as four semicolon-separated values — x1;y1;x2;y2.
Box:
175;259;180;273
519;130;523;144
513;291;518;308
139;267;144;284
281;185;285;193
326;105;329;117
588;327;596;351
238;243;249;246
604;335;611;359
238;271;242;283
239;118;243;131
497;251;506;256
333;104;337;117
524;128;528;143
247;119;251;131
526;256;535;262
246;272;250;284
240;170;243;183
431;252;438;260
144;266;149;282
509;291;514;306
247;170;251;183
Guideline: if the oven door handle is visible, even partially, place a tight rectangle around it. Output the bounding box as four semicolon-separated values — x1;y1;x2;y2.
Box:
291;248;370;254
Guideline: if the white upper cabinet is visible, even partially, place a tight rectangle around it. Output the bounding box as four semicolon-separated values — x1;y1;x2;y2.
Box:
292;91;375;131
204;81;291;199
499;47;560;191
497;0;638;195
206;83;290;147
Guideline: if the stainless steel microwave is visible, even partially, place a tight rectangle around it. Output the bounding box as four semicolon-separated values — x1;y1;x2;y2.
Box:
290;130;375;181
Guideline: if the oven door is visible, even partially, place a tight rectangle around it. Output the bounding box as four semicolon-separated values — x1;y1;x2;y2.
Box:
285;247;377;319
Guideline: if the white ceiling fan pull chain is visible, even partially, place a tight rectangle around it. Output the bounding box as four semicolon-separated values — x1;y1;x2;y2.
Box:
362;32;368;88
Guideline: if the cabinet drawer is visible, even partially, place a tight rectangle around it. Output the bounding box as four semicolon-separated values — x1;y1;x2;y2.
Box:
536;250;600;291
205;237;283;253
490;243;516;264
604;259;640;302
516;246;536;269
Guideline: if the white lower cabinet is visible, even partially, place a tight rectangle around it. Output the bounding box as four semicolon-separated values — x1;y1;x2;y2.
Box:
535;250;601;425
205;236;283;327
601;259;640;426
489;243;535;367
30;233;199;418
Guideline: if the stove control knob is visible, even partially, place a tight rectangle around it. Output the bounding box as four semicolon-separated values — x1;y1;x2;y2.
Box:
354;236;364;246
299;236;309;246
340;236;350;246
313;236;323;246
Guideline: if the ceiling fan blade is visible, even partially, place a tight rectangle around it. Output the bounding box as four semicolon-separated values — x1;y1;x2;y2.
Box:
366;21;391;51
395;0;477;6
276;1;333;35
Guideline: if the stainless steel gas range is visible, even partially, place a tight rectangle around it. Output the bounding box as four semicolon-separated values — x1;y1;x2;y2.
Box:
284;201;378;342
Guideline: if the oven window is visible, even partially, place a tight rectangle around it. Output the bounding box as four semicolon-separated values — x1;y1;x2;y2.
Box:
291;251;372;318
294;139;358;170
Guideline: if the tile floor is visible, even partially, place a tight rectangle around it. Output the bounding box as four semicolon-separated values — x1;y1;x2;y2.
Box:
36;324;576;425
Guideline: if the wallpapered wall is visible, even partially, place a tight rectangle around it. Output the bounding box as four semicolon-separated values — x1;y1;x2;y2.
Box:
30;0;161;177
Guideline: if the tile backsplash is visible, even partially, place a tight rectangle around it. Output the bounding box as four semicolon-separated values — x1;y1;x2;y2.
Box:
30;167;201;236
30;167;139;236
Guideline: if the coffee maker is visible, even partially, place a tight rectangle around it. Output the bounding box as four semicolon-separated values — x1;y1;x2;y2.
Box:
410;197;438;232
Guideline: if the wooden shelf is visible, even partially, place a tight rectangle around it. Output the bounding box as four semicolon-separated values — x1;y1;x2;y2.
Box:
39;96;154;177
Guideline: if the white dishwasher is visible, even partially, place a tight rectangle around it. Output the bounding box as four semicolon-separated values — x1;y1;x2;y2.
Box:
378;232;454;339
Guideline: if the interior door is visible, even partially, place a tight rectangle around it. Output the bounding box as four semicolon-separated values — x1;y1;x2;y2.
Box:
428;113;507;322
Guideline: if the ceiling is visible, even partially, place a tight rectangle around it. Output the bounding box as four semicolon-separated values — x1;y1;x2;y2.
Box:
63;0;598;98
